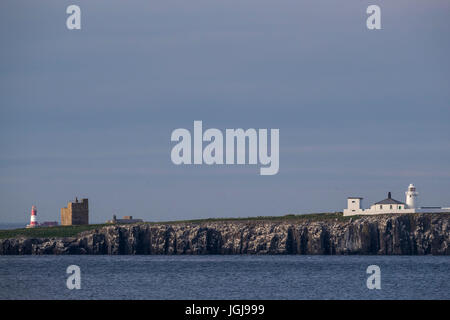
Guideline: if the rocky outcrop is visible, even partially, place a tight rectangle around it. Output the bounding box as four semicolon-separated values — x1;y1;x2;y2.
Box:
0;213;448;255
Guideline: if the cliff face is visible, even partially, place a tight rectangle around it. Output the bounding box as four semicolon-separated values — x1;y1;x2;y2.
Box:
0;213;448;255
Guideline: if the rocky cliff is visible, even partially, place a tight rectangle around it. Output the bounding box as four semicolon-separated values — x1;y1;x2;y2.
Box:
0;213;448;255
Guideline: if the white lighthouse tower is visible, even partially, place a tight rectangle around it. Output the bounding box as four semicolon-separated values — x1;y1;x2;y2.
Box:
405;184;418;209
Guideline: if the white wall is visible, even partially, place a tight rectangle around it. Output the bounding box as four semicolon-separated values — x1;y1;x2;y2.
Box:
347;198;362;210
344;207;450;216
370;204;406;211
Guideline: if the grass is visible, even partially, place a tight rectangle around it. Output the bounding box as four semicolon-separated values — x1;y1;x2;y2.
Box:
1;212;446;240
13;211;443;239
147;212;355;225
0;224;108;239
0;213;351;239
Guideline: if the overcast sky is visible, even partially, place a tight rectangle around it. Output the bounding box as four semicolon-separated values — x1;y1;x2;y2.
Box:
1;0;449;223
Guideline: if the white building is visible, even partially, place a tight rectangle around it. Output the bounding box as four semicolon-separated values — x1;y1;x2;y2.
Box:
343;184;450;216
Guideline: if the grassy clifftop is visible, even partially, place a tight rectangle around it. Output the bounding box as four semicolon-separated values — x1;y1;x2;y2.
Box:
0;212;350;239
147;212;351;225
0;224;108;239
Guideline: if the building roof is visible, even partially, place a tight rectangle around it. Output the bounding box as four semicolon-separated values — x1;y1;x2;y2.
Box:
374;192;405;205
348;197;363;199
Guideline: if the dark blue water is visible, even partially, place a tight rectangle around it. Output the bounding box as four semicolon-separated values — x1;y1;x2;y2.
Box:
0;255;448;300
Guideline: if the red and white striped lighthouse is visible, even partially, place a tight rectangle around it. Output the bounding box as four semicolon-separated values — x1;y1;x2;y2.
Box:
28;205;38;228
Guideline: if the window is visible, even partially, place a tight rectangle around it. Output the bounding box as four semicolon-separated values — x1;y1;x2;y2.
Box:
379;205;382;209
352;200;355;203
399;206;402;209
390;205;392;209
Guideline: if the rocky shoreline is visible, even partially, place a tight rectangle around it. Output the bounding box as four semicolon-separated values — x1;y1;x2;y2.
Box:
0;213;448;255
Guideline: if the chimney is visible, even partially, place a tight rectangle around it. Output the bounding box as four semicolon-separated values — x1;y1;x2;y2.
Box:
388;192;391;199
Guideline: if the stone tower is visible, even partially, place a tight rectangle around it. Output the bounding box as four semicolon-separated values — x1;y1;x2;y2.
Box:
61;198;89;225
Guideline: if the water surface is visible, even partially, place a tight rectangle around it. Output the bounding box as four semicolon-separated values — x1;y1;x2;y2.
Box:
0;255;448;299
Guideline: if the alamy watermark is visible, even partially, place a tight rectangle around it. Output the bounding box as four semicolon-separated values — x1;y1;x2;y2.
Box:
170;121;279;175
66;265;81;290
366;265;381;290
66;5;81;30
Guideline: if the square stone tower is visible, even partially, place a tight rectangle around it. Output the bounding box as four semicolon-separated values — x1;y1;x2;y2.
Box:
61;198;89;225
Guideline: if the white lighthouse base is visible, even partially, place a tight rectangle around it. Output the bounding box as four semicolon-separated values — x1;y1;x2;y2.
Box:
343;207;450;217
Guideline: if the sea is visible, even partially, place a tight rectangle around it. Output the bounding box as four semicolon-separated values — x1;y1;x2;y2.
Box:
0;223;28;230
0;255;448;300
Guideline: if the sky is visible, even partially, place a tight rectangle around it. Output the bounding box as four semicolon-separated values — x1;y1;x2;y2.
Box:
0;0;449;223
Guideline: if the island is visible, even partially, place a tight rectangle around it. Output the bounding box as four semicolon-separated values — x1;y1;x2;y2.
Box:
0;212;448;255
